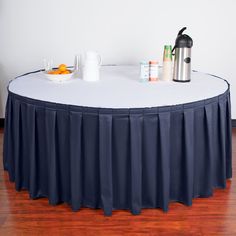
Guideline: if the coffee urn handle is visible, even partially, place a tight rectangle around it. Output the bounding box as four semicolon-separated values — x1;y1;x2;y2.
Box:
177;27;187;36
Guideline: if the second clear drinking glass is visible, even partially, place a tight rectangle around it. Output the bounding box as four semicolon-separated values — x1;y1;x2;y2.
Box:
73;54;81;78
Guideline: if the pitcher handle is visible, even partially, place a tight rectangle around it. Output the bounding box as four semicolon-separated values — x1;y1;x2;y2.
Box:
98;54;102;66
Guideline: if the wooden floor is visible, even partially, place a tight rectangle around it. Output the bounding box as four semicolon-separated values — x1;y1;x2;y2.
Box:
0;128;236;236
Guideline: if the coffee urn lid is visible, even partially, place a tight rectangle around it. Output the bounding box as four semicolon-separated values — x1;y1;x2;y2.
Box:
174;27;193;48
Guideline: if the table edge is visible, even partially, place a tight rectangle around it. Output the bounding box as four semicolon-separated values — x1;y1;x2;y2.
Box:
7;68;231;113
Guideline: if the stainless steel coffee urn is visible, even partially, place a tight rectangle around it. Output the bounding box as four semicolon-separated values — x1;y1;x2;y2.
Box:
172;27;193;82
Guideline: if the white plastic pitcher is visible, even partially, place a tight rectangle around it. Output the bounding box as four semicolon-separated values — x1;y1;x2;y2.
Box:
83;51;102;82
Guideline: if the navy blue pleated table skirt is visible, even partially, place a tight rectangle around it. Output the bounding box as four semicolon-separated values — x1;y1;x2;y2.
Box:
3;85;232;216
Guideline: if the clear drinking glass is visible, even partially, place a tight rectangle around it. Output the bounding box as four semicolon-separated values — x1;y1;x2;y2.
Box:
43;58;53;72
73;54;81;78
74;55;81;71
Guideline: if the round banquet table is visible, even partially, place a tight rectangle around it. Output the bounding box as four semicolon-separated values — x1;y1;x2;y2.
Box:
3;65;232;216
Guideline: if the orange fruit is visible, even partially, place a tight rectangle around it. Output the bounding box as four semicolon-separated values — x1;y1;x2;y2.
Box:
61;70;70;74
52;70;61;75
58;64;67;72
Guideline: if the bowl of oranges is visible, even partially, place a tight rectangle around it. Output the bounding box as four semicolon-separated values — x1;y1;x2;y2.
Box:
45;64;73;82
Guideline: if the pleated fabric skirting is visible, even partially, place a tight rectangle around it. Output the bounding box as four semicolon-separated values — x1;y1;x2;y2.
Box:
3;89;232;216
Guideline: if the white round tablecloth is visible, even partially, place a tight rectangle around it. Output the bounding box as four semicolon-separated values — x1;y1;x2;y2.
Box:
9;65;228;108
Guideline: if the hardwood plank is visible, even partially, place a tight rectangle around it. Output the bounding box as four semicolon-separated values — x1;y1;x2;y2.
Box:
0;128;236;235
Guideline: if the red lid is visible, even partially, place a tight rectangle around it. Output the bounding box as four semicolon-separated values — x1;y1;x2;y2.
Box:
149;60;158;64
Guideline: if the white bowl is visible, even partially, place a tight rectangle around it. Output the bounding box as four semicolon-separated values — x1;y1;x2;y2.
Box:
44;71;73;82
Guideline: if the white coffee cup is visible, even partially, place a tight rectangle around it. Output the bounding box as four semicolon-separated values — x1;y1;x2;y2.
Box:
83;51;102;82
